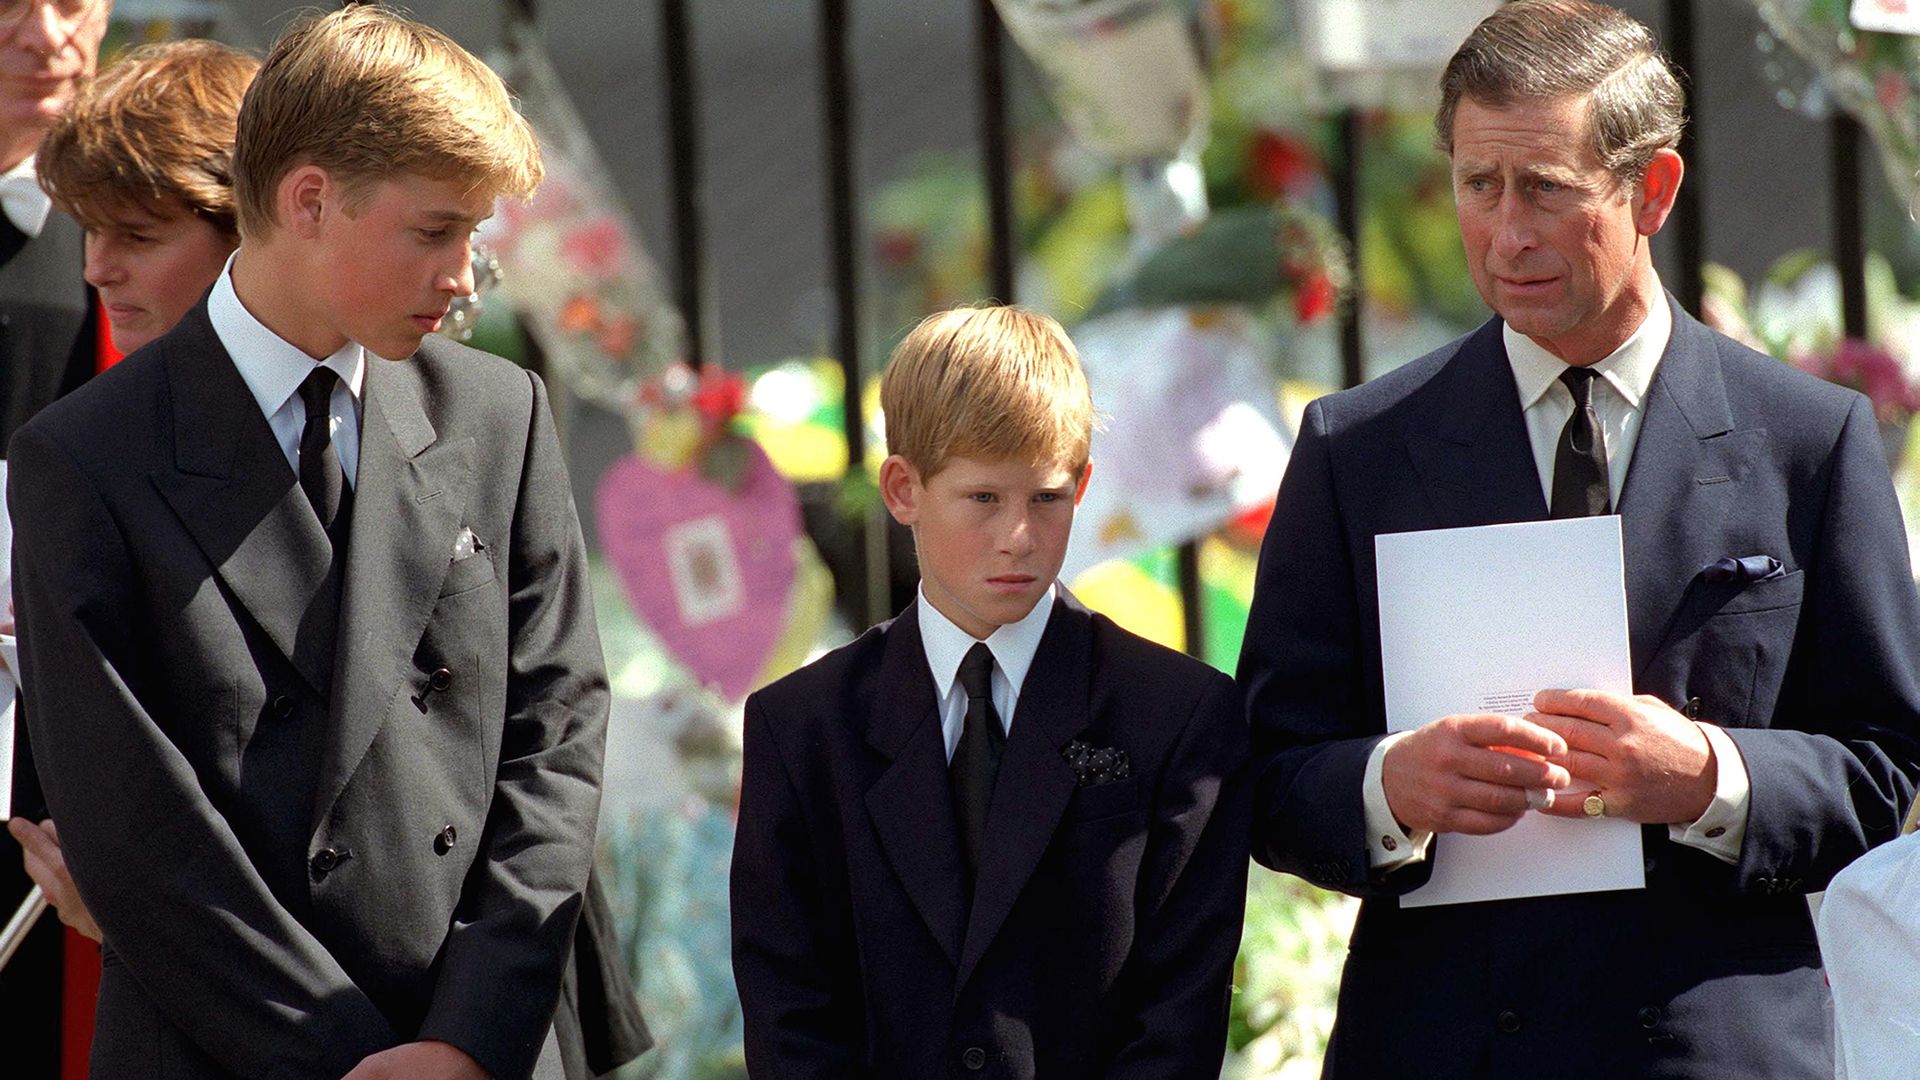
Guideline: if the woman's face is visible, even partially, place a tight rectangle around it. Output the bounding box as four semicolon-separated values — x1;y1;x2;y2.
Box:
83;206;236;354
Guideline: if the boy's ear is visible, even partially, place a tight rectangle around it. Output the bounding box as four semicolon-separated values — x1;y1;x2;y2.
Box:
1073;460;1093;507
280;165;331;240
878;454;922;527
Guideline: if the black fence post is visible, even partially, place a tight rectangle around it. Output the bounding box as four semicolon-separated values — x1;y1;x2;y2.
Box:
661;0;712;369
819;0;891;628
1666;0;1705;317
975;0;1016;305
1334;107;1365;390
1832;112;1868;340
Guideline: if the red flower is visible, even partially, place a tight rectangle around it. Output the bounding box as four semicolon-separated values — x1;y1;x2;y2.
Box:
559;294;601;334
1226;501;1275;546
874;229;921;268
690;368;747;425
597;314;639;359
562;220;626;278
1249;130;1318;200
1293;271;1337;324
1879;71;1909;115
1796;338;1920;423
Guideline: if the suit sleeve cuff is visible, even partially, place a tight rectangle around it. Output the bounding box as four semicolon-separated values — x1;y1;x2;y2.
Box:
1364;731;1433;870
1667;721;1748;864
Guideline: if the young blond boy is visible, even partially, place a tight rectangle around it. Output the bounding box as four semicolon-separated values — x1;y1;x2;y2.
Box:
9;10;606;1079
730;305;1250;1077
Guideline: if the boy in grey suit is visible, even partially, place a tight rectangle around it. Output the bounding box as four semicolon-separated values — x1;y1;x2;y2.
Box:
9;9;606;1078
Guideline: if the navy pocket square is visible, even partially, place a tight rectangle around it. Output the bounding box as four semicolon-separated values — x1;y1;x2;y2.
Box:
1061;739;1132;787
1700;555;1784;584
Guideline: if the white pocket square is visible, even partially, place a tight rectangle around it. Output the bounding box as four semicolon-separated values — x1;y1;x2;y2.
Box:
451;526;486;561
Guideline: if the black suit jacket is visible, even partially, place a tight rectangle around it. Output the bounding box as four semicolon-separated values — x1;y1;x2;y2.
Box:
731;593;1250;1079
8;301;609;1079
0;210;94;451
0;206;97;1078
1239;299;1920;1078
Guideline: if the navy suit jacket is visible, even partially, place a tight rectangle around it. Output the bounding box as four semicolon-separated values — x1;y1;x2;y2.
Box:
1239;299;1920;1078
730;593;1250;1079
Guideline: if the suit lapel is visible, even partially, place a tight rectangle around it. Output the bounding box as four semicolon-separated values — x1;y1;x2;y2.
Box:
310;352;472;830
954;593;1090;992
1403;319;1550;530
150;304;340;696
863;605;969;967
1616;299;1740;679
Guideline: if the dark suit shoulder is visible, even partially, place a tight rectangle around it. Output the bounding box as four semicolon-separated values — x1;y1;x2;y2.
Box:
1707;330;1863;435
1085;610;1229;702
10;339;170;472
398;336;540;424
748;617;895;729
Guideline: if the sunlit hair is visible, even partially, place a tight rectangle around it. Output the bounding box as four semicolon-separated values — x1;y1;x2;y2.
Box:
38;40;259;238
1436;0;1686;188
232;4;542;240
881;305;1094;480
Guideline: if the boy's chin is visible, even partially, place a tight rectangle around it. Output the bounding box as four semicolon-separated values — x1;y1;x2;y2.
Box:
364;331;429;361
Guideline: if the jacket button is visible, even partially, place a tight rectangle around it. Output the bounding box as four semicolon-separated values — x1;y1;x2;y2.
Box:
429;667;454;693
310;847;345;877
1683;696;1702;719
1496;1009;1522;1034
270;695;295;720
1638;1005;1662;1029
434;825;457;855
960;1046;987;1070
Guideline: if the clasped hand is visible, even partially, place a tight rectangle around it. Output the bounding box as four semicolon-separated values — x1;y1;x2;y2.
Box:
1381;689;1716;836
342;1040;489;1079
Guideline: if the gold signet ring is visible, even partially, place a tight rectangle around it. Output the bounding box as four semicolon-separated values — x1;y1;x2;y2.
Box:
1583;794;1607;818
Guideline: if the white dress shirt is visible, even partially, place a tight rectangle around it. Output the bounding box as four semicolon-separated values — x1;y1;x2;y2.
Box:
207;253;365;486
1365;294;1752;871
917;583;1056;763
1;155;52;238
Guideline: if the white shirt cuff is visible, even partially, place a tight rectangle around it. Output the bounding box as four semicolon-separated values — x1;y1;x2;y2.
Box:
1667;721;1749;865
1364;731;1434;870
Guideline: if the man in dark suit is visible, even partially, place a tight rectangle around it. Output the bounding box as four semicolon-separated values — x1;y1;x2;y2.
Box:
731;305;1250;1077
9;9;606;1078
1239;2;1920;1076
0;0;105;446
0;1;110;1071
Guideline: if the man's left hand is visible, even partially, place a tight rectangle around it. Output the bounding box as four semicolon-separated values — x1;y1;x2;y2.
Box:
1527;688;1716;825
341;1041;489;1080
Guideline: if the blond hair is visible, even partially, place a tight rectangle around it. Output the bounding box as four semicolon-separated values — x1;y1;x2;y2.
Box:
880;305;1094;479
38;40;260;238
232;5;542;239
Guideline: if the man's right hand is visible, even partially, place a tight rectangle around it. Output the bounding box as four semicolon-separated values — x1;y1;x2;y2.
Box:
1381;714;1571;835
8;817;102;942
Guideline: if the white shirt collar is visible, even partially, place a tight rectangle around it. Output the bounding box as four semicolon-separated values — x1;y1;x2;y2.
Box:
1504;290;1672;411
0;155;53;238
917;581;1056;705
208;251;365;419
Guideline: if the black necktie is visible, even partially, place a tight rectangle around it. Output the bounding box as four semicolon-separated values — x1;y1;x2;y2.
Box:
951;642;1005;884
1551;366;1611;518
298;367;353;542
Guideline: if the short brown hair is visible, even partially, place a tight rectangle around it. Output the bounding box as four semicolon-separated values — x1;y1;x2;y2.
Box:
38;40;260;238
232;5;542;239
880;305;1095;479
1436;0;1686;186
